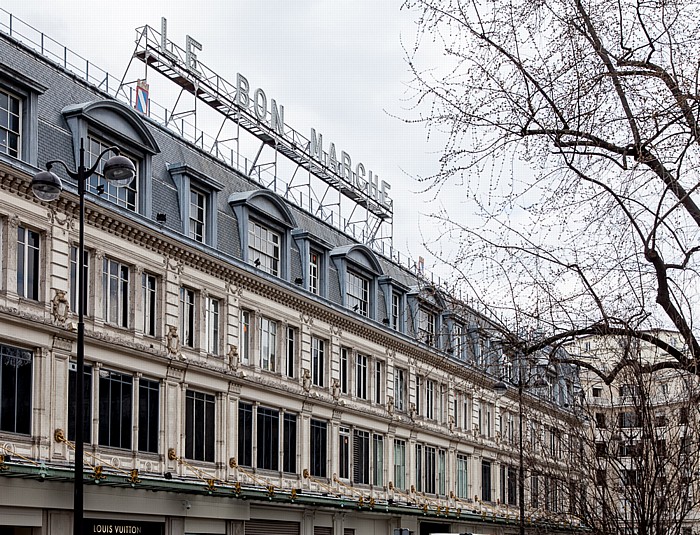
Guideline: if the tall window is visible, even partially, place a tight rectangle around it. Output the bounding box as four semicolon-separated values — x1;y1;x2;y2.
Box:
415;375;422;415
482;460;492;502
103;258;130;327
310;419;327;477
339;426;350;479
240;310;251;364
415;444;423;492
185;390;215;462
86;135;137;210
249;221;280;276
353;429;370;484
285;327;296;377
425;379;435;419
283;413;297;473
393;439;406;490
17;226;39;300
346;271;369;316
507;466;517;505
205;297;219;354
394;368;406;412
374;360;383;404
0;89;20;157
142;273;157;337
238;402;253;467
257;407;279;470
0;344;32;434
68;363;92;443
438;449;446;496
456;454;469;499
138;378;159;453
311;337;325;387
189;188;206;242
259;316;277;371
340;348;349;394
70;246;89;314
425;446;436;494
179;287;195;348
373;434;384;486
356;354;367;399
98;370;132;449
418;307;435;346
391;292;400;330
452;322;464;358
309;250;320;294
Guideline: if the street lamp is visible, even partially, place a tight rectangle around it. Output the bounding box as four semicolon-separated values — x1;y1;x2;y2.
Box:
32;138;135;535
493;369;548;535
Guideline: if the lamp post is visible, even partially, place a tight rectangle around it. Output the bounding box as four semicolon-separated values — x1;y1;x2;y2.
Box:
32;139;135;535
493;368;548;535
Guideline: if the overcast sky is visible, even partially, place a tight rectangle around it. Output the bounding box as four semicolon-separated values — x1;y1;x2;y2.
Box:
4;1;464;279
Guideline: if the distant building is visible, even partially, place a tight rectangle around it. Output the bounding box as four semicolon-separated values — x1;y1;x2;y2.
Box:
0;12;582;535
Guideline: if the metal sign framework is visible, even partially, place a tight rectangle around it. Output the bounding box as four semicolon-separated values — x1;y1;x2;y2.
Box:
119;23;393;248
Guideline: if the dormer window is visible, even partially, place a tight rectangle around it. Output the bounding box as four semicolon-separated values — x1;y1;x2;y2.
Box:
249;220;280;276
292;230;330;297
63;100;159;216
309;250;321;295
229;190;296;280
408;285;445;348
86;135;138;210
189;187;206;242
331;245;383;320
347;271;369;316
0;89;20;158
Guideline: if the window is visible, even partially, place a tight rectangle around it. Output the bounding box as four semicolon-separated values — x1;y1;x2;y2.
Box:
240;310;251;364
189;187;206;242
283;413;297;473
257;407;279;470
618;412;640;428
415;444;423;492
238;402;253;467
285;327;296;378
415;375;422;415
142;272;157;337
394;439;406;490
310;419;327;477
249;220;280;276
339;426;350;479
356;354;368;399
340;348;349;395
311;337;325;387
138;378;159;453
532;474;541;504
353;429;370;484
594;413;606;429
309;250;320;294
205;297;220;355
592;386;602;398
87;135;138;211
259;316;277;371
0;344;32;434
68;362;92;443
456;454;469;499
0;88;20;157
103;258;130;327
70;246;89;314
373;435;384;486
394;368;406;412
391;292;401;330
508;467;517;505
98;370;132;449
179;287;196;348
185;390;215;462
17;226;39;300
418;307;435;345
425;379;435;419
424;446;436;494
437;449;446;495
375;361;383;404
462;394;471;430
346;271;369;316
452;322;464;358
482;460;492;502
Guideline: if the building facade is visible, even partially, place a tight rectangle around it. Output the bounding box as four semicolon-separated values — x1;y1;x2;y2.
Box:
0;13;583;535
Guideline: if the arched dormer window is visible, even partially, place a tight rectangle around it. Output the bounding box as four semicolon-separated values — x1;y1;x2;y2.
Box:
63;100;159;216
407;285;446;348
229;190;296;280
331;244;383;319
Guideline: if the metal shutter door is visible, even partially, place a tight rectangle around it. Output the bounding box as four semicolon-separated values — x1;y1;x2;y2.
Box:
244;520;300;535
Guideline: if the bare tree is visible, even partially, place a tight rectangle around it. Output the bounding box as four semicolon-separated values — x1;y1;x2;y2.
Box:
402;0;700;533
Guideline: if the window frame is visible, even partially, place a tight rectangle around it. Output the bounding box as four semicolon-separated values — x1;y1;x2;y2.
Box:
0;343;33;435
205;295;220;355
102;257;130;328
259;316;277;371
16;224;40;301
141;271;158;337
98;369;133;450
311;336;325;387
180;286;196;348
185;389;215;462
